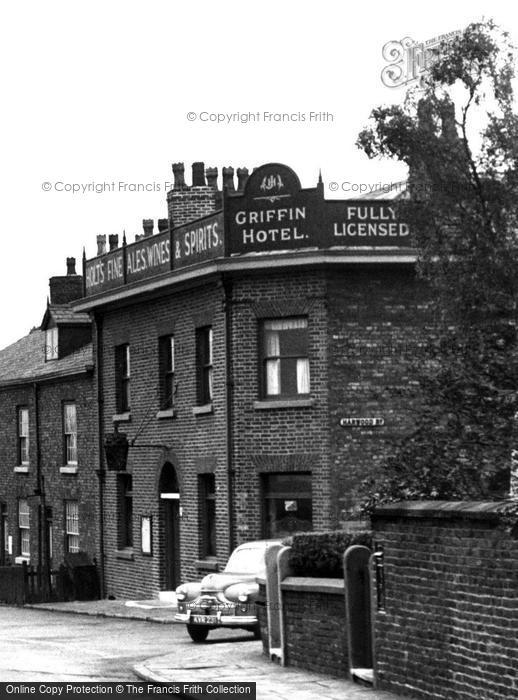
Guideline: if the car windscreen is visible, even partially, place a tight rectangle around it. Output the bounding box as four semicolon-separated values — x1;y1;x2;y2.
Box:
224;546;265;574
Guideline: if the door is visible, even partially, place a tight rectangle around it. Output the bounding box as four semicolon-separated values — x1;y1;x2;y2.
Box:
159;462;181;590
164;498;180;589
344;545;374;683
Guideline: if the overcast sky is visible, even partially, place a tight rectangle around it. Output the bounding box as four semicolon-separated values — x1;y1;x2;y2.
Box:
1;1;517;349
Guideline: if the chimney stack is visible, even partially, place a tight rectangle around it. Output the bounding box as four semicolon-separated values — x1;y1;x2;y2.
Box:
108;234;119;251
97;235;106;256
192;162;206;187
157;218;169;233
172;162;186;190
205;167;218;189
49;259;84;304
237;167;249;192
142;219;154;237
222;166;235;191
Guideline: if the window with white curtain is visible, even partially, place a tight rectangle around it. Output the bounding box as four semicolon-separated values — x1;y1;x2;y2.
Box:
18;499;30;558
63;402;77;464
261;317;310;397
65;501;79;553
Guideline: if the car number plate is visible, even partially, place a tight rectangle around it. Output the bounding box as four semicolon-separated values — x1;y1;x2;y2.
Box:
192;614;218;624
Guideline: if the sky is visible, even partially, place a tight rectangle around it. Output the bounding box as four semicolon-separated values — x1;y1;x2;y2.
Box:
1;0;517;349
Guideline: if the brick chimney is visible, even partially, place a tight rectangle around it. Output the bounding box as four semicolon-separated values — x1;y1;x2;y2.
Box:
49;258;84;304
108;234;119;251
97;235;106;256
142;219;154;237
157;218;169;233
167;161;220;227
237;167;249;192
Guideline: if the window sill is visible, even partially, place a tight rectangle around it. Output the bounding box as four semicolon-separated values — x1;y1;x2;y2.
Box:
192;403;213;416
15;556;30;565
156;408;177;420
113;412;131;423
253;398;315;410
14;466;29;473
115;548;134;561
60;466;78;475
195;558;219;572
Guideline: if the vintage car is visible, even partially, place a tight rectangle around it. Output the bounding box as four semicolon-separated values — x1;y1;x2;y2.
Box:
175;539;281;642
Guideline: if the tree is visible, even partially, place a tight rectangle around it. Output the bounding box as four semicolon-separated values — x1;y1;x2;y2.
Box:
357;20;518;506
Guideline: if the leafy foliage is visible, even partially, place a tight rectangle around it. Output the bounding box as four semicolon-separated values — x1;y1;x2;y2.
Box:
357;20;518;508
283;530;372;578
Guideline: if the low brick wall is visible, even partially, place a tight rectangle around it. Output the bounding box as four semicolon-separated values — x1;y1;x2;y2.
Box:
372;501;518;700
281;577;348;678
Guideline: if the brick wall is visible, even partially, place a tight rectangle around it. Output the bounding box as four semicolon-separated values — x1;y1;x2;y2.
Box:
372;502;518;700
282;579;348;677
327;268;434;521
0;372;98;569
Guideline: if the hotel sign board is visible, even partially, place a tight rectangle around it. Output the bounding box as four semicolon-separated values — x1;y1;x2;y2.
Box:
84;163;412;297
173;211;224;269
126;230;171;284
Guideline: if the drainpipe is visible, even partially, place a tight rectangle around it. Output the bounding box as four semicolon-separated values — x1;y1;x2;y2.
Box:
223;275;235;555
33;381;47;596
94;313;106;597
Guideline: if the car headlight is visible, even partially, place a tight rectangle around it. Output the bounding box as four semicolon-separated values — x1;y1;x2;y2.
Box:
238;592;249;603
176;591;186;601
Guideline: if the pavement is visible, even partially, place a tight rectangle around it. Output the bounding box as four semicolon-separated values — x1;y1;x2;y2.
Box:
26;599;404;700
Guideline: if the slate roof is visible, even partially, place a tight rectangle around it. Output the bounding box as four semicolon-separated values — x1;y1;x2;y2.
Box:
41;304;91;329
0;329;93;385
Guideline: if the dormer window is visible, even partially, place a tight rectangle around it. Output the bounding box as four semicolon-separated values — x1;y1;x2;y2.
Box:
45;327;58;361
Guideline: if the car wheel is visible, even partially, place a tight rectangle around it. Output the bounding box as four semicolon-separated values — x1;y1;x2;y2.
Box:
186;624;210;643
252;624;261;640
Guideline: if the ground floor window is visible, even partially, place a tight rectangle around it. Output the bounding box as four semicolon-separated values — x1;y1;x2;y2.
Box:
65;501;79;553
198;474;216;557
262;472;312;538
18;499;30;558
118;474;133;548
1;505;7;564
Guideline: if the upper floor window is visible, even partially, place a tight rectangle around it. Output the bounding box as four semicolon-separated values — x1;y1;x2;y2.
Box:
63;402;77;465
18;499;30;558
45;327;58;361
65;501;79;553
159;335;175;410
115;344;131;413
17;407;29;465
260;318;310;398
196;327;213;405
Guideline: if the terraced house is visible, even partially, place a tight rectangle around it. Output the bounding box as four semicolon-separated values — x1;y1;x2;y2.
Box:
73;161;433;600
0;259;98;590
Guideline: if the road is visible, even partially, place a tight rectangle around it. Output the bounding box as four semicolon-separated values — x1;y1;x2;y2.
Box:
0;606;249;682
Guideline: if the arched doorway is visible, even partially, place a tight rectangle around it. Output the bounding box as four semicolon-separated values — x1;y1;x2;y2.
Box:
344;545;374;685
159;462;180;590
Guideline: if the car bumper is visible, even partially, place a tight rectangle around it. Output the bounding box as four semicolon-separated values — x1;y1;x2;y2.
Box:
175;612;257;626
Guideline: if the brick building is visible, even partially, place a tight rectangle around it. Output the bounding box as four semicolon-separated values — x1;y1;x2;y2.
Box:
0;259;98;577
74;161;433;600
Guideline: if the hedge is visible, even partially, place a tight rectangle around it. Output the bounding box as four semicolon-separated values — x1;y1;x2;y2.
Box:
283;530;373;578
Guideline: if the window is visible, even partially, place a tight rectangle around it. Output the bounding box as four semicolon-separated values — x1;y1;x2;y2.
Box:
45;327;58;361
196;327;213;405
198;474;216;558
159;335;175;409
118;474;133;548
115;344;131;413
17;407;29;465
65;501;79;553
262;472;312;538
18;499;30;558
260;318;310;398
63;402;77;464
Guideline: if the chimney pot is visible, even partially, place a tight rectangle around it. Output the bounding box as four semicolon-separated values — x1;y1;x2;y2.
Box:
157;218;169;233
142;219;154;237
97;234;106;256
172;162;186;189
222;166;235;191
192;162;206;186
66;257;76;275
205;167;218;189
108;234;119;251
237;167;249;192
